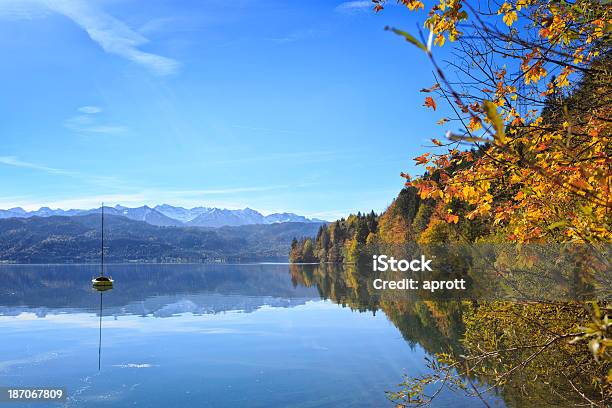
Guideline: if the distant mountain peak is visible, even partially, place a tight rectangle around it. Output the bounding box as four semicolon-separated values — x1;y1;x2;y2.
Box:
8;207;26;214
0;204;327;228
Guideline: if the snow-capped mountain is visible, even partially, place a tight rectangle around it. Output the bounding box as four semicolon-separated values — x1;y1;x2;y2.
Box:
264;212;319;224
154;204;210;222
156;205;324;227
0;207;81;218
0;204;326;228
0;207;28;218
186;207;265;227
107;205;183;227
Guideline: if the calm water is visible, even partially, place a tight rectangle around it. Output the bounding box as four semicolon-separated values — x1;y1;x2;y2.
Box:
0;264;504;407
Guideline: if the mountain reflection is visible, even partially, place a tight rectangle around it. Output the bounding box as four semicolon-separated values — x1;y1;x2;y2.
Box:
0;264;318;317
1;261;606;407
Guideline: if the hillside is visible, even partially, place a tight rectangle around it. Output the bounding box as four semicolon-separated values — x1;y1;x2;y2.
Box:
0;214;323;263
289;186;426;263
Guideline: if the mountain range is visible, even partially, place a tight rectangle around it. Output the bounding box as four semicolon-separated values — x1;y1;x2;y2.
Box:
0;214;324;263
0;204;325;228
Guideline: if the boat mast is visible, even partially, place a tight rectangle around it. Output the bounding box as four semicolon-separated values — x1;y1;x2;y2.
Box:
101;203;104;277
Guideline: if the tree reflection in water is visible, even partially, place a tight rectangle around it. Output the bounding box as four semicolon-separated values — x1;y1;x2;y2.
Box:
289;258;610;408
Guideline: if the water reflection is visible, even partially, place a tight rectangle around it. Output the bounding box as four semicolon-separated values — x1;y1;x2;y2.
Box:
289;262;609;408
328;242;610;302
0;263;508;407
1;258;606;407
0;264;319;317
290;263;465;356
94;285;113;371
3;264;452;408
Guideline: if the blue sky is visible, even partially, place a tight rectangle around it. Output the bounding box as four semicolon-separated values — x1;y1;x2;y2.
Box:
0;0;451;219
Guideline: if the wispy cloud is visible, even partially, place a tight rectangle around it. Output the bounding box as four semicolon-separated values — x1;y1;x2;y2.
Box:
64;115;127;134
77;105;102;114
0;0;180;75
267;28;322;44
64;106;127;134
0;156;75;176
335;1;373;13
0;155;124;191
0;0;50;19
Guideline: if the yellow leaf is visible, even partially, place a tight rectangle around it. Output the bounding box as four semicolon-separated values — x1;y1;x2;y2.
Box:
468;116;482;131
503;10;518;26
434;34;445;47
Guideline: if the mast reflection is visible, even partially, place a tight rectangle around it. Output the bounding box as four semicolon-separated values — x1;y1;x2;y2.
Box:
94;285;112;370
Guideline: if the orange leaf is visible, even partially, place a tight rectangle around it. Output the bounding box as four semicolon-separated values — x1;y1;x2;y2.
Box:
446;214;459;224
400;172;411;181
423;96;437;111
413;152;431;165
431;138;443;146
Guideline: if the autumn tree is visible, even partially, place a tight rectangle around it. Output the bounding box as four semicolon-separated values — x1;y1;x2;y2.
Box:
372;0;611;405
373;0;611;243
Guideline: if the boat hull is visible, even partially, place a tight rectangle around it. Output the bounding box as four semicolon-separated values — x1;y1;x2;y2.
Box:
92;279;113;286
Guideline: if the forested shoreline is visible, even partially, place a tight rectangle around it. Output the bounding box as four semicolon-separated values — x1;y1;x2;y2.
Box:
0;214;322;263
291;0;610;405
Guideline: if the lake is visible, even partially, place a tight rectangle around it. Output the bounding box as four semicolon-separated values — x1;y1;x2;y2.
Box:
0;264;505;407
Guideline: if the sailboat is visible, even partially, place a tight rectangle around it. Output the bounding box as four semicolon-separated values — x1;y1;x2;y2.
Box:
92;203;113;287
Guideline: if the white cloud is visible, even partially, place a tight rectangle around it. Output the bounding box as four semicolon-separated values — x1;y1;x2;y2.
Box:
64;107;127;134
78;105;102;114
335;1;373;13
0;155;124;191
266;28;322;44
0;0;50;19
0;0;180;76
64;116;127;134
0;156;75;176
